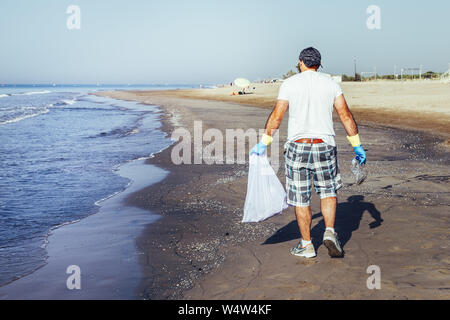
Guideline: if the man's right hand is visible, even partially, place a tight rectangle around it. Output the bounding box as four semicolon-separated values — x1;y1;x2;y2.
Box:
250;142;267;156
250;134;273;156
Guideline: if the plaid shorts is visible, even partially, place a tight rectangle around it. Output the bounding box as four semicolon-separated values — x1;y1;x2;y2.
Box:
284;141;343;207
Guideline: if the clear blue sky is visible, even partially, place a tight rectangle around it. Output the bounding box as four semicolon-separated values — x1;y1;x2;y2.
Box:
1;0;449;84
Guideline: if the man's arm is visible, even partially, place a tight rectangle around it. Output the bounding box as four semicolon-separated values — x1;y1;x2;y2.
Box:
265;99;289;136
250;100;288;155
334;94;367;164
334;94;358;136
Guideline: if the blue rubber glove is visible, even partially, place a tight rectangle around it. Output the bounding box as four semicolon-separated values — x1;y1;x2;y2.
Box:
354;146;367;164
250;142;267;156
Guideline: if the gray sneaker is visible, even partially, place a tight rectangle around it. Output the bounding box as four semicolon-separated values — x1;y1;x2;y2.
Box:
323;230;343;258
290;240;317;258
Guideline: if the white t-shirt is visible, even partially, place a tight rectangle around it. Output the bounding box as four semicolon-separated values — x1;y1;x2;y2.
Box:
278;70;343;147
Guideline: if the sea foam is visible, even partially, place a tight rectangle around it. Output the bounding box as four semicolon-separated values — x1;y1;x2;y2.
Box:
0;107;50;125
21;90;52;96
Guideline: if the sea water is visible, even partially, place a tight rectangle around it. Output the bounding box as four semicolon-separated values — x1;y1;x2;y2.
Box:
0;84;195;287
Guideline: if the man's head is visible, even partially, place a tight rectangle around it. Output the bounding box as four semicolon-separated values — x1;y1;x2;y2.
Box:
348;195;364;203
299;47;322;72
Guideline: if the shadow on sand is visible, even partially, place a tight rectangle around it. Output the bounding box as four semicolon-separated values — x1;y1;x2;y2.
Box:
263;195;383;252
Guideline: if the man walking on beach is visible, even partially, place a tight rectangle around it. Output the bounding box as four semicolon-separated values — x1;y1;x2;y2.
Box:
251;47;366;258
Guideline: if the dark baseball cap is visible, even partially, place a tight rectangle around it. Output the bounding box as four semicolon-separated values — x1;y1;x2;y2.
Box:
299;47;322;68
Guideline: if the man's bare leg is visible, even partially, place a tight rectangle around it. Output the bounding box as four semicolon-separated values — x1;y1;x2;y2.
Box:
321;197;337;228
321;196;343;257
291;205;317;258
295;206;312;241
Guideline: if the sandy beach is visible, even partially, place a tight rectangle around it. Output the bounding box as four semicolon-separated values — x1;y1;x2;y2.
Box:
122;81;450;139
3;0;450;304
94;80;450;300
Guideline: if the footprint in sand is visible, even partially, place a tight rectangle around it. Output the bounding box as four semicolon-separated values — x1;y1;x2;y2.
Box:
389;246;410;253
427;268;450;280
420;242;434;249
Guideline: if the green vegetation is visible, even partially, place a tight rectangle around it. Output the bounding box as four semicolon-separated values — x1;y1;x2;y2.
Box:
342;74;361;82
341;71;443;81
283;66;443;81
421;71;441;79
282;69;297;79
282;63;302;79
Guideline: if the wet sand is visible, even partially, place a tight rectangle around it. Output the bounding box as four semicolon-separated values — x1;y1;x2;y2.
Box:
95;82;450;300
0;159;168;300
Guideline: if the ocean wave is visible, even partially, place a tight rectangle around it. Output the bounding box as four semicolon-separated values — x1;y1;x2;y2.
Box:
62;99;76;105
0;107;50;125
0;94;10;98
8;90;52;97
94;182;132;206
92;125;140;138
126;128;139;136
20;90;52;96
50;98;77;107
40;219;83;249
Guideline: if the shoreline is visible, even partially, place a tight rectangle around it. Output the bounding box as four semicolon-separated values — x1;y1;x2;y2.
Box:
93;90;289;299
0;156;169;299
0;96;173;299
95;88;449;300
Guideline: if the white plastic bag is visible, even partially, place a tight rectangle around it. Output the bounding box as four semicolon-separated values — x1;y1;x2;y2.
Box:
242;154;288;223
